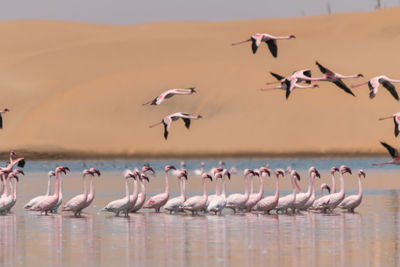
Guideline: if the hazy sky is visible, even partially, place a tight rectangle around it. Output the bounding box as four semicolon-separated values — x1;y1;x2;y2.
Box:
1;0;399;25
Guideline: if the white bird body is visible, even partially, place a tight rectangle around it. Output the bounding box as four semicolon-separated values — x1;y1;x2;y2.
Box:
182;173;212;214
130;173;150;212
77;168;101;213
0;175;13;213
293;167;320;210
339;170;365;212
24;172;55;209
207;171;230;214
103;170;135;216
63;170;92;216
226;169;253;213
276;170;300;212
165;171;188;213
243;167;270;211
253;169;284;213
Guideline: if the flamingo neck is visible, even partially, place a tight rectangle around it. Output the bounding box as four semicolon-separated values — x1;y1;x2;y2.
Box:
182;177;186;200
291;175;296;196
311;176;316;198
164;171;169;194
202;177;208;197
8;177;13;197
306;172;313;195
215;178;221;196
83;174;88;198
244;174;249;196
250;176;254;195
339;172;345;194
13;179;17;200
141;179;146;196
221;177;226;197
125;178;130;200
55;171;60;200
45;175;51;196
274;175;280;200
1;174;7;197
358;175;363;197
294;177;302;193
132;179;138;197
257;175;264;198
89;175;94;198
331;173;336;193
352;81;368;88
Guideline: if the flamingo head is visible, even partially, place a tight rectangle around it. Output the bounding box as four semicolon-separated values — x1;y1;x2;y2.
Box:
13;169;24;176
213;168;224;176
275;169;285;178
178;170;188;180
309;167;320;178
358;170;366;178
292;171;301;181
48;171;56;177
3;108;9;112
253;171;260;177
141;173;150;182
89;168;101;176
165;165;176;172
357;73;364;78
222;169;231;180
243;169;254;177
259;167;271;177
289;35;296;39
197;115;203;119
340;165;352;175
312;84;319;88
83;169;92;176
215;172;223;180
330;167;339;174
321;183;331;194
142;165;155;175
56;166;69;175
10;151;16;157
133;168;141;178
8;173;18;182
202;172;213;181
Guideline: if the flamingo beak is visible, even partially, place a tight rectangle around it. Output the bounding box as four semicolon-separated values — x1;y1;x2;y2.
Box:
183;173;188;180
170;166;176;170
315;170;321;178
95;169;101;176
346;167;352;174
326;185;331;194
143;176;149;182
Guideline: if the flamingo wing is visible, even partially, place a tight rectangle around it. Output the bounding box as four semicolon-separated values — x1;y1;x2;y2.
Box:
368;80;378;99
284;79;292;99
394;116;400;137
163;122;170;140
303;70;312;84
315;61;334;75
379;79;399;100
270;72;285;81
380;142;399;158
0;114;3;129
332;79;355;96
266;39;277;57
182;118;191;129
251;37;259;54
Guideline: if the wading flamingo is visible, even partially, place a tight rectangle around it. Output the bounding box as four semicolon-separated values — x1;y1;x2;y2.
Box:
351;75;400;100
62;169;94;216
149;112;202;140
379;112;400;137
320;184;331;196
30;167;70;215
244;167;271;212
143;88;196;106
261;78;318;99
164;170;188;213
207;169;231;215
79;168;101;213
253;169;284;213
0;173;16;214
6;169;24;212
24;171;55;209
127;168;141;211
232;33;296;57
311;165;352;212
0;108;9;129
130;173;150;213
194;162;205;176
373;142;400;166
293;167;320;211
102;170;136;217
225;169;255;213
143;165;176;212
339;170;366;212
181;172;213;215
275;170;301;213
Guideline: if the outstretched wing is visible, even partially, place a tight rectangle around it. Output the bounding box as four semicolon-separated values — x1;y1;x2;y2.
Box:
333;79;356;96
380;141;399;158
270;72;285;81
379;79;399;101
284;79;292;99
182;118;191;129
303;70;312;84
368;81;378;99
266;39;277;57
394;116;400;137
18;159;25;168
163;122;170;140
0;114;3;129
315;61;334;75
251;37;259;54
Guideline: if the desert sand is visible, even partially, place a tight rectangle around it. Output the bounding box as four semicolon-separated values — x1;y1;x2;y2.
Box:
0;8;400;158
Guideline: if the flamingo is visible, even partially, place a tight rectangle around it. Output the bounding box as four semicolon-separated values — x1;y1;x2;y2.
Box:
143;165;176;212
232;33;296;57
206;168;231;211
275;170;300;213
379;112;400;137
79;168;101;214
5;169;24;212
0;108;9;129
253;169;284;214
207;169;231;215
351;75;400;100
329;167;339;193
30;166;70;215
261;78;319;99
225;169;255;213
320;183;331;196
0;172;17;214
244;167;271;212
102;170;136;217
2;151;25;174
301;61;363;96
193;162;205;176
24;171;55;209
62;169;95;216
130;173;150;213
311;165;352;212
373;142;400;166
149;112;202;139
293;167;320;211
164;170;188;213
338;170;366;212
266;70;313;86
142;88;196;106
172;161;186;176
181;172;213;215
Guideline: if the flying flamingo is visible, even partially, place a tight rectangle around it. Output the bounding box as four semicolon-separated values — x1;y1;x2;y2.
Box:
142;88;196;106
266;70;313;85
0;108;9;129
24;171;55;209
351;75;400;100
293;167;320;211
379;112;400;137
207;169;231;215
320;183;331;196
261;78;319;99
232;33;296;57
30;166;70;215
225;169;255;213
62;169;95;216
102;170;136;217
5;169;24;212
143;165;176;212
181;172;213;215
338;170;366;212
79;168;101;214
373;142;400;166
253;169;284;214
149;112;202;139
164;170;188;213
311;165;352;212
275;170;301;213
301;61;363;96
244;167;271;212
2;151;25;174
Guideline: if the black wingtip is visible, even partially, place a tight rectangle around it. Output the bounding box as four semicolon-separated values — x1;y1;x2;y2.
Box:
18;159;25;168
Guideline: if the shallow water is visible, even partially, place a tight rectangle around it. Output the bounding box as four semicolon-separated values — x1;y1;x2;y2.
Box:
1;159;400;266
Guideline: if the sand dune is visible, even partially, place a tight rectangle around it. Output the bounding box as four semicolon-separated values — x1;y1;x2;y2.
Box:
0;8;400;158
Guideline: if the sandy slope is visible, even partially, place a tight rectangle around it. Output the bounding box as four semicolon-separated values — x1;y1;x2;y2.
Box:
0;8;400;158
